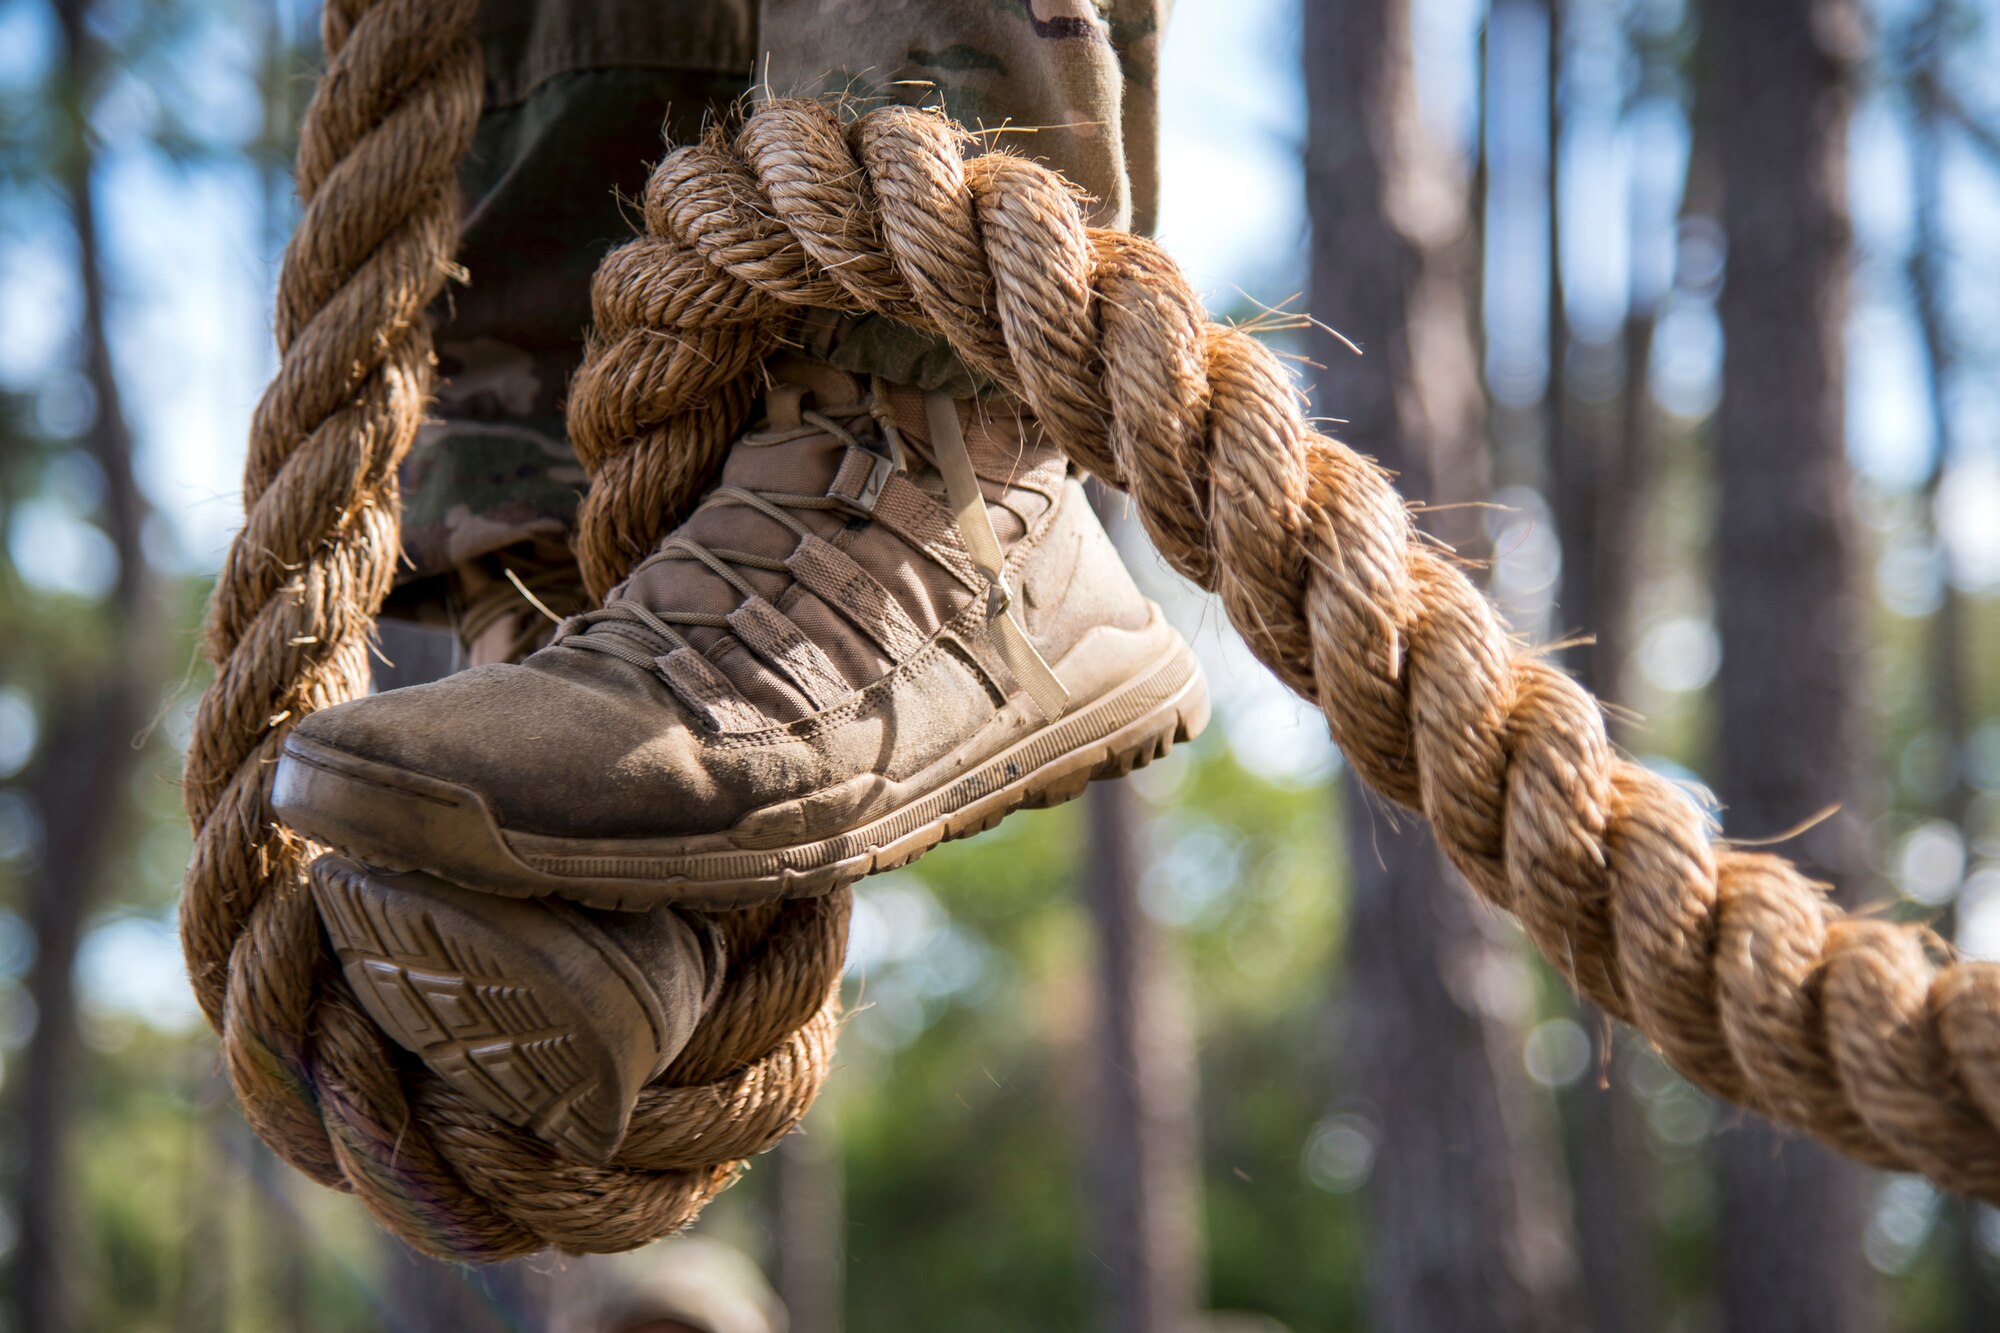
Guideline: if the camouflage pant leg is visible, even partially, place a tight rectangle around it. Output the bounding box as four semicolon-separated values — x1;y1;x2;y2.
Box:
388;1;755;617
391;0;1166;622
760;0;1164;233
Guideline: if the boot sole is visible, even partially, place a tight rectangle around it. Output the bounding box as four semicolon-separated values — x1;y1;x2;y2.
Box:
309;856;719;1163
277;636;1208;911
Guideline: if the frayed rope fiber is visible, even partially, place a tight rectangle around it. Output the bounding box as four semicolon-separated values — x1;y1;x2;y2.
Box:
185;0;2000;1262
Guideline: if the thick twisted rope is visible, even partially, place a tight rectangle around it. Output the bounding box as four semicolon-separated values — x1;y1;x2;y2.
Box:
182;4;846;1260
570;98;2000;1200
190;17;2000;1254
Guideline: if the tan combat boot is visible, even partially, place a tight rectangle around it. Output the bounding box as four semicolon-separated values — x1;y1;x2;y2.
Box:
276;359;1207;908
285;361;1206;1160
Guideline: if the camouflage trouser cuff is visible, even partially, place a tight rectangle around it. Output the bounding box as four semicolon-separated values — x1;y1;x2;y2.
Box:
790;308;994;400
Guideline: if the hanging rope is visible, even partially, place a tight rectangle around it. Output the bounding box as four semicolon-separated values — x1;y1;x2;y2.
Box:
184;7;2000;1260
181;0;844;1261
573;98;2000;1199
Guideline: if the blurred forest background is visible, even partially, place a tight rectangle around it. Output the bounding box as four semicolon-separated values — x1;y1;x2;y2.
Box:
5;0;2000;1329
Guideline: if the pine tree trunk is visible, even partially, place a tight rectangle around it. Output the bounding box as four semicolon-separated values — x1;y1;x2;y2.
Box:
1544;2;1662;1326
1905;6;1997;1322
774;1118;847;1333
14;6;158;1329
1705;2;1880;1329
1082;769;1205;1333
383;1246;555;1333
1307;1;1583;1328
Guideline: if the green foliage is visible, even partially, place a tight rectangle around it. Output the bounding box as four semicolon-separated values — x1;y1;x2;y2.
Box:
817;733;1359;1330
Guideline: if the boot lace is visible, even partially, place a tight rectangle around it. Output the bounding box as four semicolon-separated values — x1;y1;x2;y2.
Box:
553;388;1068;720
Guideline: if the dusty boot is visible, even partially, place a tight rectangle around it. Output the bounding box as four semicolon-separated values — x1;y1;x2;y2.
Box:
274;358;1208;910
310;853;722;1163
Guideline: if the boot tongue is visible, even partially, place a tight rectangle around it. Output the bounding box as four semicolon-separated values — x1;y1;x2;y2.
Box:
712;422;850;495
763;357;870;426
710;358;874;494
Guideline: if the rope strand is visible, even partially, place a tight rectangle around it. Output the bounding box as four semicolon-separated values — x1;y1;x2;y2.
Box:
573;98;2000;1200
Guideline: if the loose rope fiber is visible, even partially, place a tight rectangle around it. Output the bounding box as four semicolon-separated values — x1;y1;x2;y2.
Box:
181;1;845;1261
183;4;2000;1258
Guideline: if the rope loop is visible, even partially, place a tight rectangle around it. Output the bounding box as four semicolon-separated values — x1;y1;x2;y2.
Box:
182;5;848;1260
572;97;2000;1203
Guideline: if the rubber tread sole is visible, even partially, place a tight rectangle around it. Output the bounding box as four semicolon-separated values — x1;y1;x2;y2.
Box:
310;858;691;1163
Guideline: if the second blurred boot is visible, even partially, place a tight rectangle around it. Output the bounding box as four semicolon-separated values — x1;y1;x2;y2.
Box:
311;854;723;1164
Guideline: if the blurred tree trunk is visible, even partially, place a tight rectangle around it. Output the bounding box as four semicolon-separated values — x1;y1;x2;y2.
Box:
1705;2;1880;1331
245;1110;310;1333
1306;2;1584;1329
1544;3;1661;1329
180;1057;229;1333
774;1117;847;1333
1907;5;2000;1322
13;4;159;1331
383;1247;554;1333
1081;766;1204;1333
1093;46;1206;1329
1547;0;1649;690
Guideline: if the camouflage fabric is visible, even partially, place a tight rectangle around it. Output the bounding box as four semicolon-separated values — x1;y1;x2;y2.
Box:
390;0;1167;623
758;0;1164;234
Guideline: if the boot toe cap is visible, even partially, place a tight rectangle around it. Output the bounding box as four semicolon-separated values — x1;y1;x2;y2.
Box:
285;663;719;839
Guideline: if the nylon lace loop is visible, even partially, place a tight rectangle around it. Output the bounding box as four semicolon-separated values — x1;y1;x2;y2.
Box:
922;390;1069;720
